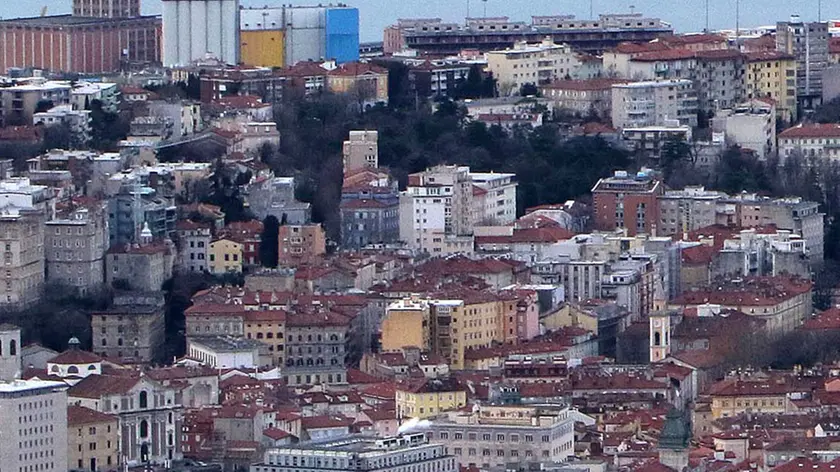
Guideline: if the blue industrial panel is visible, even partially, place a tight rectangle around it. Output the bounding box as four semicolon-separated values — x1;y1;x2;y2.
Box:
325;8;360;64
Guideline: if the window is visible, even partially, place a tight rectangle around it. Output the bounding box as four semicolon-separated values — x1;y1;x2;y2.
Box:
139;391;148;409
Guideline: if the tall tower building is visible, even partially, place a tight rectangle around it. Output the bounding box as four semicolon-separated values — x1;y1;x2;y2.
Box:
0;324;20;382
649;311;672;363
776;17;829;111
73;0;140;17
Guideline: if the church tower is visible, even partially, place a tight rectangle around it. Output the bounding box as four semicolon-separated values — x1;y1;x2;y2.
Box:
659;407;690;471
0;323;21;382
650;310;671;363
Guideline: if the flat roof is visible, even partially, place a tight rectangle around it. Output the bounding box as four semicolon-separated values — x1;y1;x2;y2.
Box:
0;14;160;27
189;336;263;353
0;379;66;394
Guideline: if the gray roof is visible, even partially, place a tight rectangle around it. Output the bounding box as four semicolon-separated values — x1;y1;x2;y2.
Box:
0;14;159;27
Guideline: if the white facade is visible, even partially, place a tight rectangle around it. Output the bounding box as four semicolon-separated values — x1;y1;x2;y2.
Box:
0;380;68;472
162;0;241;67
611;79;698;128
187;337;261;369
469;172;517;225
714;99;777;160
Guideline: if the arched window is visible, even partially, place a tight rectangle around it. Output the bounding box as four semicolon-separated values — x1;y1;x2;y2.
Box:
50;365;59;373
67;366;79;375
654;332;661;346
139;420;148;438
88;365;97;370
139;391;148;409
9;339;16;356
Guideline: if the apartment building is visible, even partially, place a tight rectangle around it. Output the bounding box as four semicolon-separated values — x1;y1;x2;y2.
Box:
0;209;45;309
611;80;698;129
426;403;575;470
399;165;475;254
45;201;109;295
539;78;627;118
283;311;350;386
175;220;211;273
91;292;165;363
67;405;120;472
277;224;326;263
106;239;173;292
33;105;92;148
327;62;390;107
243;177;311;225
469;171;518;225
487;38;584;94
778;123;840;160
731;196;825;262
243;309;287;367
621;125;692;160
0;379;68;472
656;187;726;237
0;80;71;125
73;0;140;17
744;51;798;121
342;130;379;173
712;99;777;159
208;238;243;274
694;49;745;112
395;377;467;419
591;170;664;236
625;49;697;81
776;18;829;110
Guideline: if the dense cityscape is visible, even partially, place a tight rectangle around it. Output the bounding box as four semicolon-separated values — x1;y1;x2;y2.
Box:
4;1;840;472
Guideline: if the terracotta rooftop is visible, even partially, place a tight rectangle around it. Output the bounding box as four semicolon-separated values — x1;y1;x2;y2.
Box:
681;244;717;265
670;276;812;307
801;308;840;331
631;48;697;62
68;374;141;399
779;123;840;139
49;349;103;365
67;405;117;426
540;78;628;91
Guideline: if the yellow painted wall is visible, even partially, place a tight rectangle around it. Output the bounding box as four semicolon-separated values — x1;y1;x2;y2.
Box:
396;389;467;419
209;239;243;274
241;30;285;68
381;307;429;352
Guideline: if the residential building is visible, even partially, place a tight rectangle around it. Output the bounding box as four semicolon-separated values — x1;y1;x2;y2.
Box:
0;16;161;74
73;0;140;18
395;377;467;419
162;0;240;67
243;309;287;367
473;112;543;129
106;239;174;292
67;373;183;464
624;48;698;81
243;177;311;225
176;220;211;273
107;186;176;246
656;186;726;237
342;130;378;173
146;101;203;139
0;80;71;125
399;165;475;254
591;170;664;236
283;311;349;386
277;224;326;263
0;208;45;309
539;78;627;118
668;276;812;335
67;405;120;472
693;49;745;112
426;403;575;470
187;336;263;369
611;80;698;129
469;171;518;225
744;51;798;121
208;238;243;274
91;292;166;363
621;124;692;160
381;298;433;353
70;82;119;113
340;198;400;250
327;62;389;107
33;105;92;148
218;220;263;267
394;14;672;56
712;99;777;159
45;201;109;295
779;123;840;160
253;433;456;472
0;379;68;472
776;18;829;110
729;195;825;262
486;38;585;94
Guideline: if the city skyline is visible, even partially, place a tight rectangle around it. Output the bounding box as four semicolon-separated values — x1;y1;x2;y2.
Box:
0;0;834;42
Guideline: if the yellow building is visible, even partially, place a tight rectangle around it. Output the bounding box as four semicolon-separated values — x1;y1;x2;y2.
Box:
244;309;286;366
241;30;285;68
327;62;389;106
208;238;243;274
744;51;798;122
67;405;120;472
446;296;501;370
395;377;467;419
381;298;431;353
709;377;790;419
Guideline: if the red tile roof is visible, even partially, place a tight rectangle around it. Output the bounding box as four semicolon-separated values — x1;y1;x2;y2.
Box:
328;62;387;77
68;374;141;399
670;276;813;307
631;48;697;62
744;51;795;62
694;49;744;60
49;349;103;365
540;78;628;91
67;405;117;426
801;308;840;331
681;244;717;265
340;199;393;209
779;123;840;139
301;415;354;429
476;227;576;245
262;427;292;440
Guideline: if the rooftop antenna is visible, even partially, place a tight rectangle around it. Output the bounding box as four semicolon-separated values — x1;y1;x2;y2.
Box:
482;0;488;18
590;0;594;19
735;0;740;41
467;0;470;19
705;0;710;32
818;0;822;21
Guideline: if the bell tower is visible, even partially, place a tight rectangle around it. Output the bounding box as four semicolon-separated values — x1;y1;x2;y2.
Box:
0;323;21;382
649;310;671;363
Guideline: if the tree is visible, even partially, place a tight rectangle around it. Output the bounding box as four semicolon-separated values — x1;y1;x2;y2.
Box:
260;215;280;268
519;83;539;97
